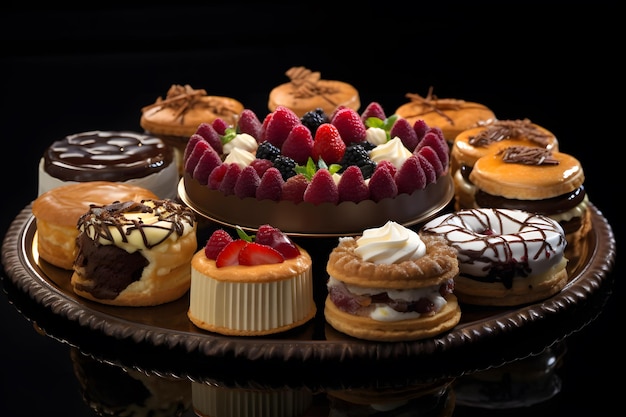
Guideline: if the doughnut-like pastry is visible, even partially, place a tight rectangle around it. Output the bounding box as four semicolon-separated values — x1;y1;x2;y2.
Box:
268;66;360;117
420;208;568;306
72;199;197;306
325;221;461;342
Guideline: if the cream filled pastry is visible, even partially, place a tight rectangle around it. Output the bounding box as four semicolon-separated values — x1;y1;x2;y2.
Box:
325;221;461;342
38;130;179;199
72;199;197;306
421;208;568;306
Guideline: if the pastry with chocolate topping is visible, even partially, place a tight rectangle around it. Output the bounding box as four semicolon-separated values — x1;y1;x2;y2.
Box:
395;87;497;146
451;119;559;209
72;199;197;306
141;84;245;174
268;66;360;117
38;130;179;199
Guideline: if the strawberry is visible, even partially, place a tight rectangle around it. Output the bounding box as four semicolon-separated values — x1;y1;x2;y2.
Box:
212;118;230;136
256;167;284;201
312;123;346;164
360;101;386;122
281;173;308;203
417;154;437;184
395;155;426;194
368;164;398;201
250;158;274;177
237;109;263;141
390;118;419;152
281;124;314;164
215;239;248;267
192;145;223;185
218;163;242;196
255;224;300;259
337;165;369;203
204;229;234;260
414;130;449;169
260;106;301;148
303;169;339;205
234;165;261;198
208;163;229;190
184;138;210;175
195;122;223;154
417;145;445;177
238;242;284;266
331;107;367;145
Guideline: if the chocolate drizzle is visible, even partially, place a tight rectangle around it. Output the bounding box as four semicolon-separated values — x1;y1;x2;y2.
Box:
285;66;341;106
402;86;489;125
141;84;240;124
468;118;553;147
77;200;196;249
498;146;559;165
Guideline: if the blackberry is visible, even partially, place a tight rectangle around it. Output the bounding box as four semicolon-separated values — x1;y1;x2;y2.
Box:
355;140;376;151
272;155;297;180
339;143;377;179
256;141;281;161
301;108;329;136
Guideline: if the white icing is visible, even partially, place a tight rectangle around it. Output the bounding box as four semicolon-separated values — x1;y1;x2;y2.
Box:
223;147;256;168
222;133;258;155
365;127;387;145
369;137;412;169
354;221;426;264
422;208;566;278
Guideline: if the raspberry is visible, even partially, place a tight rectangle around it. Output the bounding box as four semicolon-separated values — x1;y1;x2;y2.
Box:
331;107;367;145
256;167;284;201
218;163;242;196
192;145;223;185
303;169;339;205
368;164;398;201
195;122;223;154
261;106;301;148
281;124;314;165
281;174;308;203
360;101;386;122
212;118;230;136
234;165;261;199
204;229;234;260
338;165;370;202
390;118;419;152
417;154;437;184
184;137;210;176
418;145;445;177
249;158;273;177
415;130;449;169
238;109;263;140
395;155;426;194
207;163;229;190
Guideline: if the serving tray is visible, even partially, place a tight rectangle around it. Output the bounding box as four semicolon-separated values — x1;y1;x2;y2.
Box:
0;202;616;379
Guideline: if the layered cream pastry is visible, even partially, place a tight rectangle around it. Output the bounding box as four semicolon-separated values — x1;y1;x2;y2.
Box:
72;199;197;306
324;221;461;342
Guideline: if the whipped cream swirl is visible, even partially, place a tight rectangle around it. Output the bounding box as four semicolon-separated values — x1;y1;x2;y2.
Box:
354;221;426;264
369;137;412;169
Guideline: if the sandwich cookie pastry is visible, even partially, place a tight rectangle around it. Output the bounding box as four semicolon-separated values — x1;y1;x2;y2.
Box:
325;221;461;342
421;208;568;306
72;199;197;306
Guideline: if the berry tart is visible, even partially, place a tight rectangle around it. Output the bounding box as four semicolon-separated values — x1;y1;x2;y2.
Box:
179;102;454;235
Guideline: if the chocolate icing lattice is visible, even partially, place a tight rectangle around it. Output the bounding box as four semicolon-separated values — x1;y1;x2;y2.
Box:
469;118;553;147
498;146;559;165
285;66;340;101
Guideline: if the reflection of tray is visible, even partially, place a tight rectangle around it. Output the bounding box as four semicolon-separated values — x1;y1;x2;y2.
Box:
0;203;616;374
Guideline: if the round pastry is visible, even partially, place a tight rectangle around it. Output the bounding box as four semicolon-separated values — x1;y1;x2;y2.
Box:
72;199;197;306
38;130;179;199
140;84;245;174
469;145;590;249
31;181;159;270
71;348;192;416
181;102;453;235
395;87;496;145
324;221;461;342
268;66;360;117
451;119;559;209
420;208;569;306
188;224;316;336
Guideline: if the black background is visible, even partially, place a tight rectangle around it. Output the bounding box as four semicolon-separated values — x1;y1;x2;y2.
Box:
1;2;622;415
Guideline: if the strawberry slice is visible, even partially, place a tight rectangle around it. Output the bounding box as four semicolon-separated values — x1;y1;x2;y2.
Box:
215;239;248;267
312;123;346;164
360;101;386;122
255;224;300;259
204;229;234;260
238;242;284;265
281;124;314;164
331;107;367;145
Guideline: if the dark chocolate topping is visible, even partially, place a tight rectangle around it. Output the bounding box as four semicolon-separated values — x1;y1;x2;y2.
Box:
285;66;341;104
468;119;553;147
403;86;488;124
43;130;173;182
77;200;196;249
498;146;559;165
475;186;587;216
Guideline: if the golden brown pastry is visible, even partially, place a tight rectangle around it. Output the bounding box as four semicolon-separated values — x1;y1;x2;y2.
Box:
324;221;461;342
32;181;158;270
268;66;360;117
71;199;197;306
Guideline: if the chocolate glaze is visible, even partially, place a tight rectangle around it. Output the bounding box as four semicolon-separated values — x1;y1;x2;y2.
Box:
73;232;148;300
43;130;173;182
474;186;586;216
